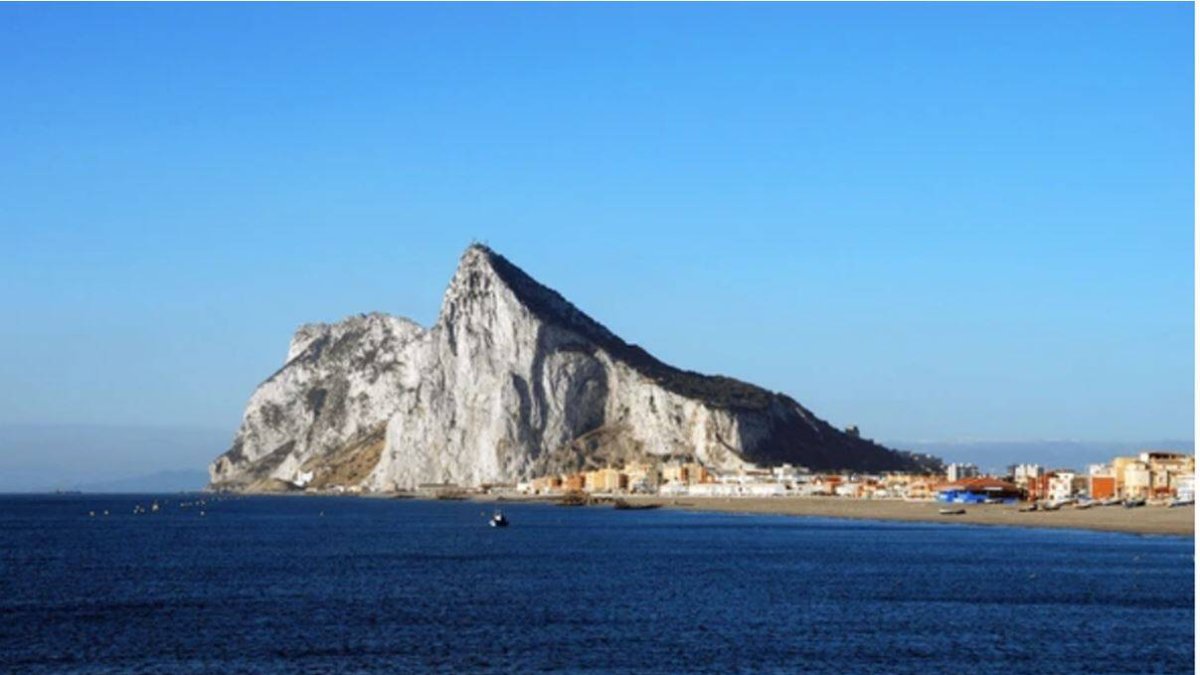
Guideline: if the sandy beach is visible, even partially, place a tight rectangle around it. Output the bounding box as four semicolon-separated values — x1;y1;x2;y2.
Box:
574;495;1195;537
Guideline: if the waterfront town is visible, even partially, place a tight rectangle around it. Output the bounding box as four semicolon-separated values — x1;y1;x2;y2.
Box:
503;450;1196;507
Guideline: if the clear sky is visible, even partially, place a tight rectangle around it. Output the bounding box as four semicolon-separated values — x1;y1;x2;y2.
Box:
0;4;1193;461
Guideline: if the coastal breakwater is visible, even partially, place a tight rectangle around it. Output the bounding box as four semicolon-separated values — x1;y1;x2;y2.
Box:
210;244;938;492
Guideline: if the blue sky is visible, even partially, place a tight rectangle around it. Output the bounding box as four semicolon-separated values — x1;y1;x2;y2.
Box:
0;4;1193;461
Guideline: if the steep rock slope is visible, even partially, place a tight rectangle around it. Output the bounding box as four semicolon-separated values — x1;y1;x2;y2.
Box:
210;245;933;491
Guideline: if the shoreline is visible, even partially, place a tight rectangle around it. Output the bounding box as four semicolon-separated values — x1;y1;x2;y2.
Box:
67;489;1192;538
603;495;1196;537
463;493;1194;537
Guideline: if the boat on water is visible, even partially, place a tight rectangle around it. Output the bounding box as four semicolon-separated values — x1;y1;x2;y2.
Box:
489;510;509;527
938;508;966;516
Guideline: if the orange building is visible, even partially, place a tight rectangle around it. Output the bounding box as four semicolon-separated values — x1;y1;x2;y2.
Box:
662;462;712;486
684;463;712;484
1089;475;1117;500
584;468;626;493
531;475;564;494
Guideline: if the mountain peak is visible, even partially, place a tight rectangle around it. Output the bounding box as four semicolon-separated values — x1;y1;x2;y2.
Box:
211;246;935;492
464;246;794;412
459;241;498;266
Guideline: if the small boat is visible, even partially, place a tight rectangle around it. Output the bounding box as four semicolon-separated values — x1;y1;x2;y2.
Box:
1048;497;1075;509
1018;503;1038;512
1073;500;1094;510
1168;498;1194;508
1040;501;1062;512
489;510;509;528
1123;498;1147;509
938;508;966;516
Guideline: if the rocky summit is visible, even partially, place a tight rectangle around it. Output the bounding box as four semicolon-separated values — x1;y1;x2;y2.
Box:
209;245;935;492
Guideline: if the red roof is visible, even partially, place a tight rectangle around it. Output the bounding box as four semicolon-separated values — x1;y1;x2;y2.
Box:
936;477;1021;493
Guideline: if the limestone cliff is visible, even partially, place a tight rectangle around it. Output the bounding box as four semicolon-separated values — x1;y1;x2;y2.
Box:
209;245;934;491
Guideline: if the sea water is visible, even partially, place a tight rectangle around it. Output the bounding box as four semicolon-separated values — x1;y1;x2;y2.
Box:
0;495;1193;673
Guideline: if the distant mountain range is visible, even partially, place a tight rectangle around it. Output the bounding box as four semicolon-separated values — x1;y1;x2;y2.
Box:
69;469;210;494
889;439;1195;474
0;424;225;493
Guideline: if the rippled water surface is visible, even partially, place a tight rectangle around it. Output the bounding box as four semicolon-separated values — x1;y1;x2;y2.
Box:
0;495;1193;673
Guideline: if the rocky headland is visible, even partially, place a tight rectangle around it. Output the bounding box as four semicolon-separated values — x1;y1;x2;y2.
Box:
210;245;937;492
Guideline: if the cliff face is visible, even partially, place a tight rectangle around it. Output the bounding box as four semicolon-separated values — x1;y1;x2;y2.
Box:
210;245;932;491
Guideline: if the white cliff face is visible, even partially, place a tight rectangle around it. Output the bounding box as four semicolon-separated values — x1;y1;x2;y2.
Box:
209;313;424;488
210;245;926;491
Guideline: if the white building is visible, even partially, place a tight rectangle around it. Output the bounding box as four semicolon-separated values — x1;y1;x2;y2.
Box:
1012;464;1042;482
834;483;859;498
740;482;786;497
796;482;829;497
686;483;736;497
685;482;786;498
946;463;980;482
1047;472;1077;501
659;482;688;497
1122;462;1151;498
772;463;808;484
1174;475;1194;501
